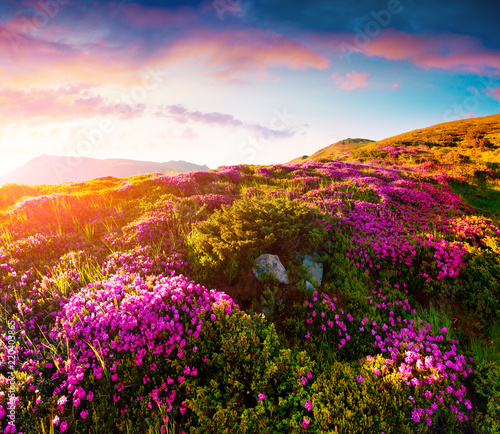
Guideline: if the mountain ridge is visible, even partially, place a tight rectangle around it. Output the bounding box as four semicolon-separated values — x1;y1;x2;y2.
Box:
0;155;209;186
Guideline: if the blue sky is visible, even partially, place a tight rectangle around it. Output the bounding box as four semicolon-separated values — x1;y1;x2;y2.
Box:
0;0;499;178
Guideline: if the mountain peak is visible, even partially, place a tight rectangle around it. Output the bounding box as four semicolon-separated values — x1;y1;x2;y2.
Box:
0;155;209;186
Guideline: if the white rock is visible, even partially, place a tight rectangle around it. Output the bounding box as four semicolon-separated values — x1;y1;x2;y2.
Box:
253;254;289;284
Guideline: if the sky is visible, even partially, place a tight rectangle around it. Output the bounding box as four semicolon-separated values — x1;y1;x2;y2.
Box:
0;0;500;178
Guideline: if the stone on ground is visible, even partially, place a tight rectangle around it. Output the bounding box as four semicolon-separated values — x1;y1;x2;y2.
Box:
253;254;289;284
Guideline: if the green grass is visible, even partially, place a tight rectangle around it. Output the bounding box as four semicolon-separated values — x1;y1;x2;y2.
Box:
449;180;500;220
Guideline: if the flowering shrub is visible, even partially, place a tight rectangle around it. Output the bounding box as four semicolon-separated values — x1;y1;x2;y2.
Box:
4;273;234;432
457;245;500;318
0;156;499;432
190;195;326;282
181;303;316;433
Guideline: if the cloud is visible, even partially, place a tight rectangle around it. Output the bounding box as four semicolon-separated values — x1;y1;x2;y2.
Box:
379;82;399;91
107;2;198;28
332;71;370;90
325;30;500;74
0;86;147;122
488;87;500;103
0;8;330;88
165;29;330;81
157;104;295;138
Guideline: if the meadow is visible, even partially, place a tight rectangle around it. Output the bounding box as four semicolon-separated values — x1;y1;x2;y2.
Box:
1;121;500;433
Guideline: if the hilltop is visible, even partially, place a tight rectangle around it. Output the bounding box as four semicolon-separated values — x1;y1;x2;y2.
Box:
290;114;500;218
290;114;500;163
374;113;500;148
288;138;374;163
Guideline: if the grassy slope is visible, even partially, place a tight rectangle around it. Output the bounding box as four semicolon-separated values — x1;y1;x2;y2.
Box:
1;117;500;432
374;113;500;148
292;114;500;220
288;138;374;163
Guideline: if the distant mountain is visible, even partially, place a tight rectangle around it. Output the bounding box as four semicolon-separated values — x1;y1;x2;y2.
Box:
0;155;209;186
288;138;374;163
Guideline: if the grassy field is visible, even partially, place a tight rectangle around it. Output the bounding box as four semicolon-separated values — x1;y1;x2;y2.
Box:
1;115;500;433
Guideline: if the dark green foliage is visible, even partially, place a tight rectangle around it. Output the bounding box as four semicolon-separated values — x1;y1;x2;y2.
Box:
472;360;500;433
320;236;372;313
189;196;326;281
459;246;500;319
449;180;500;217
182;303;315;433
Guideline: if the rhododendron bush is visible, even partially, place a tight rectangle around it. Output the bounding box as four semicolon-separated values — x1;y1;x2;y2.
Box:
0;159;498;433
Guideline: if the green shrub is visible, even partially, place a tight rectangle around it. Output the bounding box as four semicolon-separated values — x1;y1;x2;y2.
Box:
473;360;500;433
310;360;413;433
458;246;500;319
189;196;326;282
310;354;473;434
181;303;315;433
320;236;373;313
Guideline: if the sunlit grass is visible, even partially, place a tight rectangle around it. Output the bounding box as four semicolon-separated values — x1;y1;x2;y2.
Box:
449;180;500;221
1;142;499;432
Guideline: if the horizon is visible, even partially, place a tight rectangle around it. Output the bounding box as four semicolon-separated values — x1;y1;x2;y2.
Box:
0;112;497;181
1;0;500;179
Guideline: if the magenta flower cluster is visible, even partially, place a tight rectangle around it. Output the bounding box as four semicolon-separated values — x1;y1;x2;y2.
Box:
44;273;234;427
1;158;496;432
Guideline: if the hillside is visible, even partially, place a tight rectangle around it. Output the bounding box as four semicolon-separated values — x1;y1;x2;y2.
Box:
374;113;500;148
288;138;374;163
0;155;209;186
0;148;499;432
293;114;500;163
291;114;500;219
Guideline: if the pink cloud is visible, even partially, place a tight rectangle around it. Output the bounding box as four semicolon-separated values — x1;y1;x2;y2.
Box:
167;30;330;80
489;87;500;103
0;86;146;122
0;18;329;87
157;104;294;138
379;82;399;91
0;29;146;87
322;30;500;73
333;71;370;90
